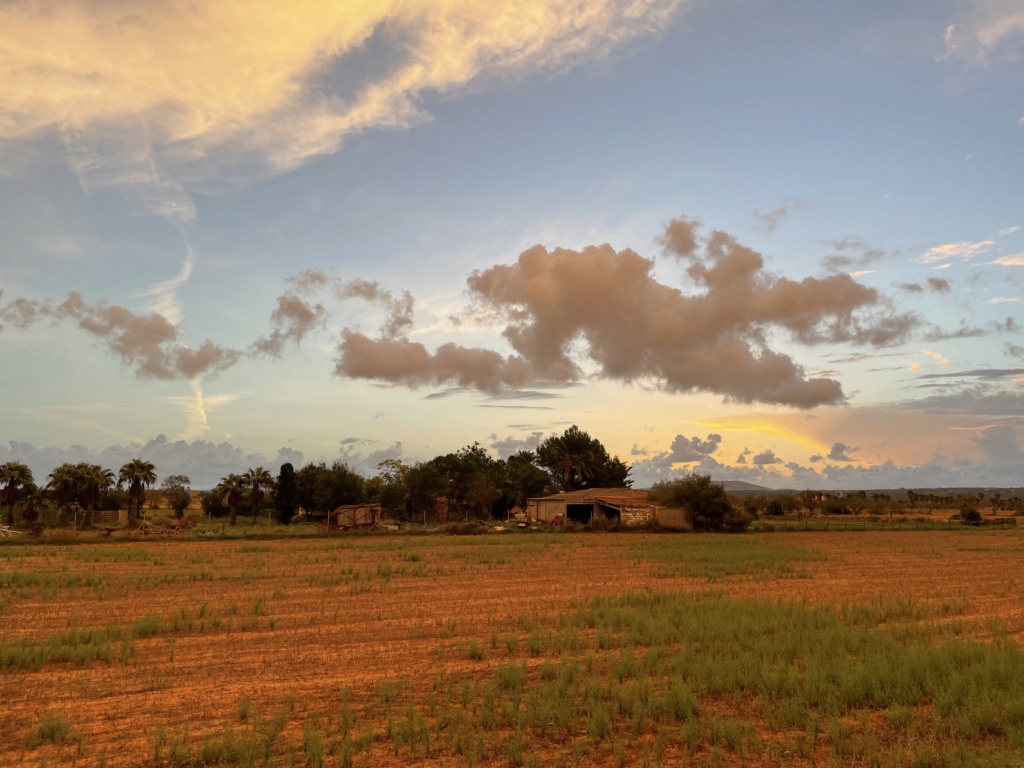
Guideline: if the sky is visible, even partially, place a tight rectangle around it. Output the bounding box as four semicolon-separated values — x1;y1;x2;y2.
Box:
1;0;1023;490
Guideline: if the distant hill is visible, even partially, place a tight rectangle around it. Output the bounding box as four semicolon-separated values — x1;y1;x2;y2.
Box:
714;480;771;493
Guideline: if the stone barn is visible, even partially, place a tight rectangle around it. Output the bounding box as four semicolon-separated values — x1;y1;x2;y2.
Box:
527;488;649;526
527;488;690;529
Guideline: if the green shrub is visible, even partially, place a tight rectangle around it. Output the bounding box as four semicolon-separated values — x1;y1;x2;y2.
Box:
649;475;750;532
25;712;77;748
959;507;982;526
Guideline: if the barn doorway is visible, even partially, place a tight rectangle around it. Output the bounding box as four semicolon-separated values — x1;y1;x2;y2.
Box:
566;503;593;524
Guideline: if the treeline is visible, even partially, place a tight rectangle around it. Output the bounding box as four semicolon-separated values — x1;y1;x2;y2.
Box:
0;425;631;528
740;490;1024;518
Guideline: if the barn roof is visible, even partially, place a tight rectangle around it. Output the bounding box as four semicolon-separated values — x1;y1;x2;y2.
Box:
529;488;652;504
332;503;382;512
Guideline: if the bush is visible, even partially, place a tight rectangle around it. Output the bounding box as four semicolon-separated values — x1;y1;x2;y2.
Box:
765;499;784;517
199;491;228;519
959;507;982;526
25;712;78;748
823;497;851;515
439;522;487;536
649;474;751;532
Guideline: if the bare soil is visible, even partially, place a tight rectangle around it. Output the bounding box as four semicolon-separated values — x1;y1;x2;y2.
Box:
2;528;1023;766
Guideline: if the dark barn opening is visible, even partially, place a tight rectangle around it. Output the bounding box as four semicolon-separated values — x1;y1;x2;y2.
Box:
566;503;593;524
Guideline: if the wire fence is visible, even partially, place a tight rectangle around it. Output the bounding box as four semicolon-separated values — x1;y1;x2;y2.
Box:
751;517;1019;532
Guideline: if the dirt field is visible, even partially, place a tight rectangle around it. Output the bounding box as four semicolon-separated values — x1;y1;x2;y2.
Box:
3;528;1024;767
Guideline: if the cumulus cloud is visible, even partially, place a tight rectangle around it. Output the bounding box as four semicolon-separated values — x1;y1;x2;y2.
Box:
631;442;1024;491
250;294;328;357
283;270;414;339
334;279;414;339
898;277;954;295
0;291;241;380
752;449;780;465
0;291;51;331
490;432;544;459
666;434;722;462
274;447;306;468
58;293;242;379
337;441;404;476
335;217;917;407
336;332;534;392
827;442;856;461
992;317;1019;334
0;0;685;210
821;237;890;272
1;264;436;377
974;425;1022;463
629;433;722;483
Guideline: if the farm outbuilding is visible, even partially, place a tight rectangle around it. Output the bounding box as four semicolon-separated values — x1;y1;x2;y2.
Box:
332;503;382;528
527;488;688;528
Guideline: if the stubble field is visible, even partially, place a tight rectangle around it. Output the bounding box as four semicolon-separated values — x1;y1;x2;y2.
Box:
3;527;1024;767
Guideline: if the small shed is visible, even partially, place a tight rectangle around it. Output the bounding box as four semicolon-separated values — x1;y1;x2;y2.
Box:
332;503;382;528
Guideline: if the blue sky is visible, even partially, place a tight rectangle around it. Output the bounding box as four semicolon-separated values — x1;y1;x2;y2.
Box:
1;0;1022;488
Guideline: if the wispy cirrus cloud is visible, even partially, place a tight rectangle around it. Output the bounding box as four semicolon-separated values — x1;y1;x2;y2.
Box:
989;254;1024;266
821;236;891;273
753;198;804;234
920;349;952;367
942;1;1024;64
917;240;993;264
0;0;686;211
163;381;240;441
136;245;195;325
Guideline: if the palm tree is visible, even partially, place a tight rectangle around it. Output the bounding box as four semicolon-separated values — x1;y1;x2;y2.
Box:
537;426;596;492
47;463;79;528
18;485;44;526
77;464;115;529
216;474;248;526
244;467;275;525
0;461;33;527
119;459;157;525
